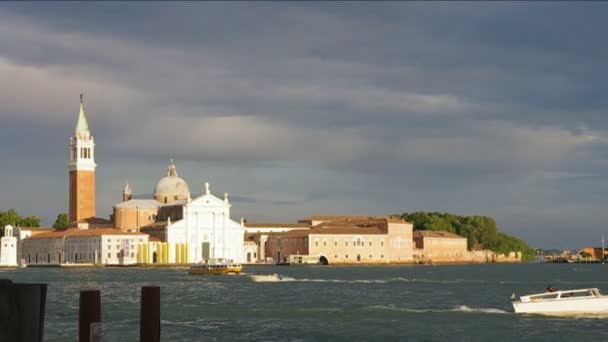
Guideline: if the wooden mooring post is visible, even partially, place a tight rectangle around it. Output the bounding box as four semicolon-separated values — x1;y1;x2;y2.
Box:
0;279;47;342
140;286;161;342
79;290;102;342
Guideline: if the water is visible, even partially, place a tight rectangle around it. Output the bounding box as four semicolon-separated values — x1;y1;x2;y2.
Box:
3;264;608;341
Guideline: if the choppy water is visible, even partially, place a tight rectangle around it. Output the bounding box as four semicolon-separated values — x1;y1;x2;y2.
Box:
3;264;608;341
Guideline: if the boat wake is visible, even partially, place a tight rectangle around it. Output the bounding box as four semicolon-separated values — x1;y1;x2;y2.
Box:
365;305;509;314
249;274;297;282
249;275;468;284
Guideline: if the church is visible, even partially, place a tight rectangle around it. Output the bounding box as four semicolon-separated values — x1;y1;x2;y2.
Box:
112;161;245;264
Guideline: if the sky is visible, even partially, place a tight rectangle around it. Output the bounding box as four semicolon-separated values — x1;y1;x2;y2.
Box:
1;2;608;249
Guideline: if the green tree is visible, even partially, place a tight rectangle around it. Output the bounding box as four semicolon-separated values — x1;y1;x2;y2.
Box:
53;213;69;229
0;208;40;236
402;211;536;261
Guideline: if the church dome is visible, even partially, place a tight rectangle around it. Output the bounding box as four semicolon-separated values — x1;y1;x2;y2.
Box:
153;159;190;203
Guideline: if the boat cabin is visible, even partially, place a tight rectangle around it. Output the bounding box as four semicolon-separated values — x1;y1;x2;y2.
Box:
520;288;602;303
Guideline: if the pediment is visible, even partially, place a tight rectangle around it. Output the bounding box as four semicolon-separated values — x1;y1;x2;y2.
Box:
188;193;229;208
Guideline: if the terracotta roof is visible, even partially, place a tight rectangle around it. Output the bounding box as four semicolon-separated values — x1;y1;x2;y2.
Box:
148;237;161;242
72;217;112;224
68;229;146;237
27;228;146;239
302;215;384;221
26;229;73;239
18;227;54;231
265;225;385;237
309;227;384;235
413;230;465;239
244;223;310;228
301;215;407;224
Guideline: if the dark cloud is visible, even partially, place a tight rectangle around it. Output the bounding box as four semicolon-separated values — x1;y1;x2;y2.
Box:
1;3;608;248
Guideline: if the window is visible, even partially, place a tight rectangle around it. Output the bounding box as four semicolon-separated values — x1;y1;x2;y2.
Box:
345;241;348;246
345;254;349;259
381;254;384;258
334;255;338;258
323;241;327;246
369;241;372;246
107;253;111;258
369;254;372;259
116;253;120;258
108;245;111;250
381;241;384;247
334;241;338;247
315;241;318;246
131;253;134;258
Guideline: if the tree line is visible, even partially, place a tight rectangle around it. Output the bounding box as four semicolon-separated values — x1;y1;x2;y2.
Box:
0;209;69;236
401;211;536;261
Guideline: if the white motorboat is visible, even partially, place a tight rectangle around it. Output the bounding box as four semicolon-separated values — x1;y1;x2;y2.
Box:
512;288;608;314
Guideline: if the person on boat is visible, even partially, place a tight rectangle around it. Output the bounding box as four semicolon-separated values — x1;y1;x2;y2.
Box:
546;286;557;292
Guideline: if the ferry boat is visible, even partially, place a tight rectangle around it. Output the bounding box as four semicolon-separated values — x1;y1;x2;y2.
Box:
188;259;242;275
512;288;608;314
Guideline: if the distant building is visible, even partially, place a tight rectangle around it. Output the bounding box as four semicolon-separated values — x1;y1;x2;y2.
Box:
139;182;245;263
0;225;18;266
113;160;245;264
68;94;97;222
20;95;150;266
263;216;413;264
22;228;148;265
581;247;607;260
413;230;468;263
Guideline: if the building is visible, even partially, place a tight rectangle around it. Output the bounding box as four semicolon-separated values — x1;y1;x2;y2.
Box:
112;160;189;232
68;94;96;222
581;247;607;261
0;225;18;266
20;95;148;266
413;230;468;263
243;222;311;263
22;228;148;265
139;182;245;263
264;216;413;265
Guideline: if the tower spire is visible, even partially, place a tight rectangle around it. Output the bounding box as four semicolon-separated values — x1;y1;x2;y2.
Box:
75;93;90;133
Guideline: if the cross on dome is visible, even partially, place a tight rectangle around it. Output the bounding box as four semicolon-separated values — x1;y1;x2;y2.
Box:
166;158;178;177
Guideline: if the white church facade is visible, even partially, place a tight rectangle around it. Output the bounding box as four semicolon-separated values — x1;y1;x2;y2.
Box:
139;183;245;264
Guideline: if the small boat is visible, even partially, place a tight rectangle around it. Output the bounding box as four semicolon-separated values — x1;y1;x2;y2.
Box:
188;259;242;275
512;288;608;314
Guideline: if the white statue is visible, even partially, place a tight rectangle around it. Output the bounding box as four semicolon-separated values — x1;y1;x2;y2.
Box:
205;182;210;195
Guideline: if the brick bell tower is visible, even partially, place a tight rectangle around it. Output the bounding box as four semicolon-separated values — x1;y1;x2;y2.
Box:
68;94;96;223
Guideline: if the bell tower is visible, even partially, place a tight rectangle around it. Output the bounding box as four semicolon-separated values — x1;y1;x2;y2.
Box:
68;94;96;222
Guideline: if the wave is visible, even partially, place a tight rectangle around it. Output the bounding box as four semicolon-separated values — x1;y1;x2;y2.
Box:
249;274;469;284
365;304;509;314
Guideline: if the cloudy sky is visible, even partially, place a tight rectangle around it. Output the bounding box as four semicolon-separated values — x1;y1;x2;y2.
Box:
1;2;608;248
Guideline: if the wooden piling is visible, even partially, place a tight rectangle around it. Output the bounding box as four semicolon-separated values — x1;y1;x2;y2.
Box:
79;290;101;342
0;280;47;342
140;286;161;342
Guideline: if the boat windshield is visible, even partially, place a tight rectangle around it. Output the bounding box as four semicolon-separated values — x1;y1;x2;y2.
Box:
560;290;596;298
530;293;559;301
